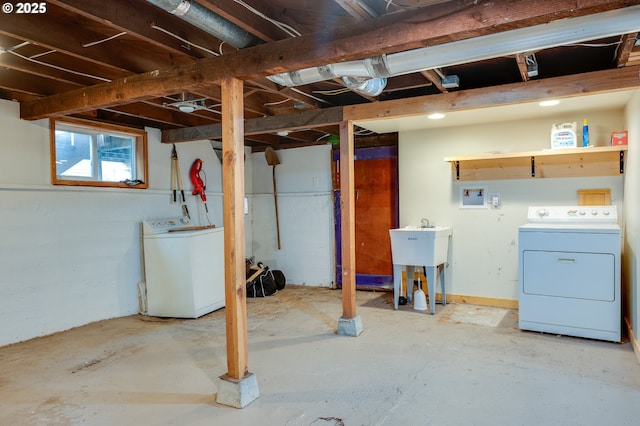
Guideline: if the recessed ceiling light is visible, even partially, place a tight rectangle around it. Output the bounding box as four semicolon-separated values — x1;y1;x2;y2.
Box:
539;100;560;107
428;113;446;120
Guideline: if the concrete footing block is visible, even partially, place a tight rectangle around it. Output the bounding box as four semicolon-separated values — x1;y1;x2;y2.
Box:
336;315;363;337
216;372;260;408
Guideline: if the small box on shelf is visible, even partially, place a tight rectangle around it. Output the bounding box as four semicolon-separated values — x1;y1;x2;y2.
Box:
611;131;628;146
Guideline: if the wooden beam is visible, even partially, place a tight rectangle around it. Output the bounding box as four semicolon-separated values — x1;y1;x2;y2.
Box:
162;106;344;143
48;0;223;60
420;70;447;93
616;32;639;67
162;65;640;142
515;53;531;82
245;78;323;110
21;0;633;119
344;65;640;122
198;0;288;42
339;120;357;319
221;77;249;381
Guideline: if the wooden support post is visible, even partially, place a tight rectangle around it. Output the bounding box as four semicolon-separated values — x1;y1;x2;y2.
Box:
221;77;249;380
336;120;362;336
217;77;259;408
339;120;357;319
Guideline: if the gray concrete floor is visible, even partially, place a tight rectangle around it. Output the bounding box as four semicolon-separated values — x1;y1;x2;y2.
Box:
1;285;639;425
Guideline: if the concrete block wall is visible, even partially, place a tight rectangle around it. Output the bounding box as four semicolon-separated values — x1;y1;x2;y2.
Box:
0;100;248;346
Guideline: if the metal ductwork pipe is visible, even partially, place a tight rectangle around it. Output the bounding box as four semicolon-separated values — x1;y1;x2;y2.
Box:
268;5;640;94
149;0;389;96
341;76;387;96
146;0;260;49
268;56;391;96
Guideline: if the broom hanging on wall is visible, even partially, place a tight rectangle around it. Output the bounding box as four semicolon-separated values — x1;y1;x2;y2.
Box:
265;146;281;249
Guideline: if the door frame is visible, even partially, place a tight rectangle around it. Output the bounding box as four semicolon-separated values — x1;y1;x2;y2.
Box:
333;145;399;289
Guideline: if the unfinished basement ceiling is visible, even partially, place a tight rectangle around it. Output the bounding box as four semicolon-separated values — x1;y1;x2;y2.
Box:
1;0;639;149
357;90;637;133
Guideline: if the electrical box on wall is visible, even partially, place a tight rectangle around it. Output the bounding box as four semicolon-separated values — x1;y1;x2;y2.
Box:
488;192;501;208
459;185;488;209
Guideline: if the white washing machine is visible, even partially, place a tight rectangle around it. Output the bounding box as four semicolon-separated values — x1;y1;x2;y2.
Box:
142;218;225;318
518;206;621;342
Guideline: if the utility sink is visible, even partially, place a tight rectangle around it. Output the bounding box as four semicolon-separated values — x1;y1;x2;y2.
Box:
389;226;452;267
389;226;453;313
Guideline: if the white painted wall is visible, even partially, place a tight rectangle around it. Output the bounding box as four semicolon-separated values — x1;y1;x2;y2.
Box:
399;108;625;301
250;145;334;286
2;92;635;346
623;91;640;337
0;99;252;346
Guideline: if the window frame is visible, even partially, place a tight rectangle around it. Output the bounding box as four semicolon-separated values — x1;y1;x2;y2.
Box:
50;117;148;189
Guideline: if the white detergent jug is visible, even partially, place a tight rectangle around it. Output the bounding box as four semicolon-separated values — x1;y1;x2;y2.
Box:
550;122;577;149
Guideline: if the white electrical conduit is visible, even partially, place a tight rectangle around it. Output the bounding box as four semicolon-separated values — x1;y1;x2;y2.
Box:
268;6;640;95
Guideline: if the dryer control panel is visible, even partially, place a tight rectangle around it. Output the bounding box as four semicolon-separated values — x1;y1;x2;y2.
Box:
527;205;617;223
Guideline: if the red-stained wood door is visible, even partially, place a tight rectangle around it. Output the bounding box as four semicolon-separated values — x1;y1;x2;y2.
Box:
333;145;398;289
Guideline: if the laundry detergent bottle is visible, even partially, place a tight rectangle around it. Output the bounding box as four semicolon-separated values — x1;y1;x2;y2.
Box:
582;119;590;147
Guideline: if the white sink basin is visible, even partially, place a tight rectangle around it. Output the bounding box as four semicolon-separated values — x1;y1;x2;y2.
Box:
389;226;452;267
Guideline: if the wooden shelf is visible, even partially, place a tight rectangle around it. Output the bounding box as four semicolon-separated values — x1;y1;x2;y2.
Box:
444;146;628;181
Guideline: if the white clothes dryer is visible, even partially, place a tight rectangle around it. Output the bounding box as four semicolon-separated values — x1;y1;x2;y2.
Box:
518;206;621;342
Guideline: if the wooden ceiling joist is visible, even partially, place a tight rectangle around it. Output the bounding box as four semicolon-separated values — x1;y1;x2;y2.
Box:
343;66;640;122
47;0;224;60
617;32;639;67
20;0;632;121
162;106;344;143
162;65;640;143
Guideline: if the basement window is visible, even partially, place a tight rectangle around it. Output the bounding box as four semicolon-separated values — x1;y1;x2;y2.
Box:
50;118;148;189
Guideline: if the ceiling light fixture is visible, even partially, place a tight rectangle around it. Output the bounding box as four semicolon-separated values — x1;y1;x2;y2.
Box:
164;93;207;113
539;100;560;107
177;104;196;113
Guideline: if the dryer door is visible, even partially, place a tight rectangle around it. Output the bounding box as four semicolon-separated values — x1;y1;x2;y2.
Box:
522;250;615;301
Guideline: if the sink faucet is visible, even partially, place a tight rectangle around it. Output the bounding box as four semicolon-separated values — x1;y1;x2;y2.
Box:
421;218;430;228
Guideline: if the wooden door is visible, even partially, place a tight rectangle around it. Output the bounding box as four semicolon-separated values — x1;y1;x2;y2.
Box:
333;145;398;289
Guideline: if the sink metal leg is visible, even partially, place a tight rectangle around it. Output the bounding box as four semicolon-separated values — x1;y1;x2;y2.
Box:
439;263;446;306
393;264;402;310
426;266;436;315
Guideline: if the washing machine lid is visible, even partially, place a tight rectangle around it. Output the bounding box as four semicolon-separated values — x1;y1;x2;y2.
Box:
142;217;191;235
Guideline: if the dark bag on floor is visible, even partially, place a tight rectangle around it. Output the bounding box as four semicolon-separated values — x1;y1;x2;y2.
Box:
246;266;278;297
271;269;286;290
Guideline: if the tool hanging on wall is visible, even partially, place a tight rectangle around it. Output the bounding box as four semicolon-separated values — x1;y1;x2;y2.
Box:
171;144;190;219
190;158;209;214
265;146;281;250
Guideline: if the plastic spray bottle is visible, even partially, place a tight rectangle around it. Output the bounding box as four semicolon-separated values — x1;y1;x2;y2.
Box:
582;119;589;147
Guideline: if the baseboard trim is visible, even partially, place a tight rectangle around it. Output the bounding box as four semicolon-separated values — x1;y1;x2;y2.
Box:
625;317;640;364
402;272;519;310
444;294;519;310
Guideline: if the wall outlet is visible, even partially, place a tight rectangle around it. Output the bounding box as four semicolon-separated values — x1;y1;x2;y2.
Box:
488;192;500;208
